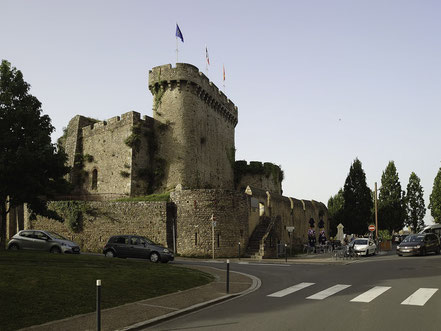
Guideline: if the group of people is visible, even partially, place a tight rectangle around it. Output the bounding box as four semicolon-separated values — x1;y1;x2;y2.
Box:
307;217;327;251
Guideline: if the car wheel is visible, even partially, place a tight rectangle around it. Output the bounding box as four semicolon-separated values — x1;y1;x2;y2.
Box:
421;248;426;256
8;244;19;250
105;250;115;258
50;246;61;254
436;247;440;255
150;252;160;263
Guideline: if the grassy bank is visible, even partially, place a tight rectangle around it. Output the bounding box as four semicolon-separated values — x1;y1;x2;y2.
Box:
0;251;213;330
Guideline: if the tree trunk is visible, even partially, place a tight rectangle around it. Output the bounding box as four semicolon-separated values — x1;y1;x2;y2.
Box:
0;202;7;250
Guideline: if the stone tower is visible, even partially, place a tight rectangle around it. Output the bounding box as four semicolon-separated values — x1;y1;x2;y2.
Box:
148;63;238;191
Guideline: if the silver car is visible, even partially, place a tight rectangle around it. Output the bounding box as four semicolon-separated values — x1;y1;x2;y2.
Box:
7;230;80;254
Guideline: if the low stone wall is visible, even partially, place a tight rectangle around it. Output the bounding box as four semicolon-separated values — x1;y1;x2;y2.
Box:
30;201;171;253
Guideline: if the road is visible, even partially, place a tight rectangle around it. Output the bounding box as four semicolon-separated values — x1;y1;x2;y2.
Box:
146;253;441;331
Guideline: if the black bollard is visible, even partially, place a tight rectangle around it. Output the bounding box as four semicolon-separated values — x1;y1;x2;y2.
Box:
238;242;241;260
96;280;101;331
285;243;288;262
226;259;230;294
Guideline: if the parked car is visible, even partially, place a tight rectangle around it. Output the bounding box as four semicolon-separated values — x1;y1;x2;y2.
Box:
7;230;80;254
396;233;440;256
419;224;441;240
103;235;174;263
349;238;377;256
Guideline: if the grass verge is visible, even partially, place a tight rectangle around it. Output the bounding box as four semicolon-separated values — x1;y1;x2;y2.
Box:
0;251;213;330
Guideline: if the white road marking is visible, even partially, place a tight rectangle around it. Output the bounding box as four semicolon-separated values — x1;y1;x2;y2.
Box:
306;284;351;300
267;282;315;298
350;286;391;303
401;288;438;306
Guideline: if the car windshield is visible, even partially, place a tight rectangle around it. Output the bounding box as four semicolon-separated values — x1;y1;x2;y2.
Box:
46;231;67;240
402;235;424;243
354;239;368;245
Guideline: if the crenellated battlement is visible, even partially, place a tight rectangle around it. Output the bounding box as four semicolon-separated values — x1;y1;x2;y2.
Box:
148;63;238;126
82;111;152;137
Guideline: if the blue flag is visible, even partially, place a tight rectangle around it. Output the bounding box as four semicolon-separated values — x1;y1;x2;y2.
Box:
176;24;184;42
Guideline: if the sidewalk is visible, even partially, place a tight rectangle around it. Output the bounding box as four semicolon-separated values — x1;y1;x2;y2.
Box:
22;265;259;331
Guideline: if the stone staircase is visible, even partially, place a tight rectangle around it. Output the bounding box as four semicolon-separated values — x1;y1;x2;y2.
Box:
246;216;276;259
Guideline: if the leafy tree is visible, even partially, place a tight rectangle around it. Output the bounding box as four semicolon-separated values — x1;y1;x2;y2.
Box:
342;158;373;234
405;172;426;232
327;188;344;237
429;167;441;224
0;60;70;248
378;161;406;232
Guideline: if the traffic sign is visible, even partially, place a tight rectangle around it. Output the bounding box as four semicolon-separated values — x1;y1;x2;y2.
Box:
368;224;375;232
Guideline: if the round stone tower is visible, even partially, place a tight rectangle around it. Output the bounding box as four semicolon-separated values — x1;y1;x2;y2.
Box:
148;63;238;191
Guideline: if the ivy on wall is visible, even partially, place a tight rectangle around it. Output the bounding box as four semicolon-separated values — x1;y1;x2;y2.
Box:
48;201;95;232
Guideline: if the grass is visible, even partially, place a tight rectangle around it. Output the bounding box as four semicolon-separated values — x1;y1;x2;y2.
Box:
0;251;213;330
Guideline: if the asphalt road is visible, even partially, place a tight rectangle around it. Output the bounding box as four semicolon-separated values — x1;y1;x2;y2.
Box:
146;253;441;331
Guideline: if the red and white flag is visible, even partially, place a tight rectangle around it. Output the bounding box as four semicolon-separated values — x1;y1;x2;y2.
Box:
223;64;225;82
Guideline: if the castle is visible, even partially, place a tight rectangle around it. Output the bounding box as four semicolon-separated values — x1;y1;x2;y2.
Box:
7;63;328;258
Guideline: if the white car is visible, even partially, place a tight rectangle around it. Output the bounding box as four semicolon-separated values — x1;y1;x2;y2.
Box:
350;238;376;256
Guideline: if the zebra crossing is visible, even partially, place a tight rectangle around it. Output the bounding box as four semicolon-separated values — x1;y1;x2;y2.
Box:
267;282;439;306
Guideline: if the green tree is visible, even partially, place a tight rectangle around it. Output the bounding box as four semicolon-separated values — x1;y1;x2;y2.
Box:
327;188;344;237
0;60;70;248
405;172;426;232
429;167;441;224
378;161;406;232
342;158;373;234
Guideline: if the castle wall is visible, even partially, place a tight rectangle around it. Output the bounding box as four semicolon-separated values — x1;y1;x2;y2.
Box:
170;189;249;257
80;111;152;197
244;186;329;249
239;174;281;195
29;201;171;252
64;115;98;186
149;64;237;191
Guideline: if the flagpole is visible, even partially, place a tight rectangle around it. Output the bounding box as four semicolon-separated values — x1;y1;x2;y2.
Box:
205;45;208;75
176;37;178;63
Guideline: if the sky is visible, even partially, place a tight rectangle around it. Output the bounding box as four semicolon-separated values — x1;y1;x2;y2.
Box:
2;0;441;225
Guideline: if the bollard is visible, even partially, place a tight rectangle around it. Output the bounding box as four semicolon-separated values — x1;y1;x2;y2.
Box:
226;259;230;294
96;280;101;331
238;242;241;260
285;243;288;263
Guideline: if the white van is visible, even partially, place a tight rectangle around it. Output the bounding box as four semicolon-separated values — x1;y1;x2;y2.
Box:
419;224;441;238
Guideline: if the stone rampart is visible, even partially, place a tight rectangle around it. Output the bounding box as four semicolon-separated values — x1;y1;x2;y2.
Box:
79;111;153;196
244;186;329;249
30;201;172;252
170;189;249;257
236;161;283;194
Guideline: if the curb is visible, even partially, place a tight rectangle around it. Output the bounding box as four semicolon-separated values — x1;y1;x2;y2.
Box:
117;269;261;331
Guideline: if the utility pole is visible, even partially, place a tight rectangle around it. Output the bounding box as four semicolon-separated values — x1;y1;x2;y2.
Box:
211;214;215;260
375;182;378;239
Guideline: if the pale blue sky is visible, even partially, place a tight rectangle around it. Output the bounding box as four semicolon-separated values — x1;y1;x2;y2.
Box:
2;0;440;225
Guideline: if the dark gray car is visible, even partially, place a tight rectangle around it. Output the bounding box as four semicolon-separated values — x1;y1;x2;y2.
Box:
7;230;80;254
103;235;174;263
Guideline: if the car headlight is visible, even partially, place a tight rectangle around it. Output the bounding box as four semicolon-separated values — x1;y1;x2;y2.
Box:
415;245;421;249
163;248;169;253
